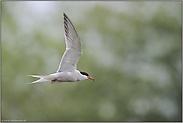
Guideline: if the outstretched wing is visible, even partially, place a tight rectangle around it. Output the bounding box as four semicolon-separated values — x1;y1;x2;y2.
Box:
57;13;82;72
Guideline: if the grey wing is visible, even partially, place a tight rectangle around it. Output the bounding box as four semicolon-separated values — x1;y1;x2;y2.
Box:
57;13;82;72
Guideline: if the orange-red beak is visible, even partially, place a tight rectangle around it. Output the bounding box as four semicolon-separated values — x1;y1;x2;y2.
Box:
88;76;95;81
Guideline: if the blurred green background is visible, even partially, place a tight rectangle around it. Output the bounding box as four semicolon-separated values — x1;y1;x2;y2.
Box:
1;1;182;122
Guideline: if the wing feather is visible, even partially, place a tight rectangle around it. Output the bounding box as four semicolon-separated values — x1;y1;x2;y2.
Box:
57;13;82;72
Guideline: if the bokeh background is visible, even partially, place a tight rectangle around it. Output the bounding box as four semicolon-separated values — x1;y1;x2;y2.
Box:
1;1;182;122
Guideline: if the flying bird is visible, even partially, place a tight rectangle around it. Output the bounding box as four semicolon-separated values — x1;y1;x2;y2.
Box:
28;13;95;84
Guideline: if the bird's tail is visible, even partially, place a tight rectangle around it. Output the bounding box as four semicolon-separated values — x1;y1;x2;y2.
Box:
27;75;51;84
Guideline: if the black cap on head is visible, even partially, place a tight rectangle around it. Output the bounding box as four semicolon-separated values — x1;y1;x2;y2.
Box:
80;71;89;77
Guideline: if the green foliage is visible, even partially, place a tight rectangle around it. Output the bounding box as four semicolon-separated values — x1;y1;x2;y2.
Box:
1;1;181;122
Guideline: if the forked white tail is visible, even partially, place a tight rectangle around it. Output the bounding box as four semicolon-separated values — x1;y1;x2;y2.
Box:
27;75;50;84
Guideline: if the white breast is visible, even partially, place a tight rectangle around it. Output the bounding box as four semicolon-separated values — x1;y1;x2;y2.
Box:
50;70;87;83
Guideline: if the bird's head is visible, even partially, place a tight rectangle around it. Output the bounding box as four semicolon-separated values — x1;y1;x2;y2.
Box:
80;71;95;81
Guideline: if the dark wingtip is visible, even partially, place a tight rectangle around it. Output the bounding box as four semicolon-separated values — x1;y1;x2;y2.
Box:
63;12;68;19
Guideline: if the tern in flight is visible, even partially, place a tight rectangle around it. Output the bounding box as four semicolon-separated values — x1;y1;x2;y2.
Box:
28;13;95;84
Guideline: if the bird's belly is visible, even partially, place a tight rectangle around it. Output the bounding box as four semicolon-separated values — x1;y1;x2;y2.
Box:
57;77;77;82
52;72;79;83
